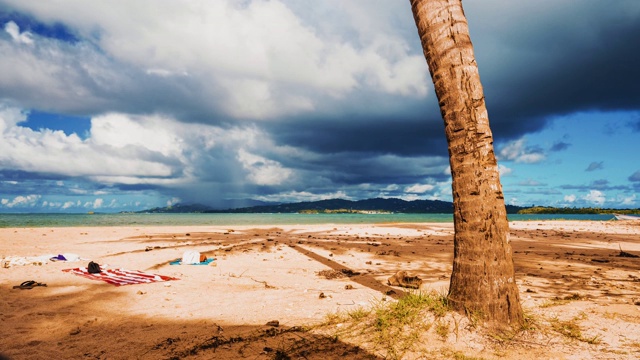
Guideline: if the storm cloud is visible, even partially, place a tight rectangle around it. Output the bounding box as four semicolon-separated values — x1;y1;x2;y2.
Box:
0;0;638;211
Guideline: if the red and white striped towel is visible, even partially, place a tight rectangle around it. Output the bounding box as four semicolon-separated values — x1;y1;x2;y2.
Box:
62;267;179;286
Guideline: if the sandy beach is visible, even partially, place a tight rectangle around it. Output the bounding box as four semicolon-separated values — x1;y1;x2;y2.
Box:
1;220;639;359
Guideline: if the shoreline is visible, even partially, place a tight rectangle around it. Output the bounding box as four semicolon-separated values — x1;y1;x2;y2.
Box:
0;212;619;229
2;220;639;359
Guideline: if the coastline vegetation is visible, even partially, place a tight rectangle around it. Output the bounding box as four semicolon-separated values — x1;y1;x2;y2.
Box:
298;209;393;214
518;206;640;215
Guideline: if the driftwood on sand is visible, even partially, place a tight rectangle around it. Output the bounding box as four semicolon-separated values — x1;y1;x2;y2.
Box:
387;270;422;289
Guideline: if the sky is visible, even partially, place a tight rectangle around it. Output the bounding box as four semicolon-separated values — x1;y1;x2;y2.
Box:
0;0;639;213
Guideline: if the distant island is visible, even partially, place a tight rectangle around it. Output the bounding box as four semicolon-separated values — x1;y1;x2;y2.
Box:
130;198;639;215
132;198;477;214
518;206;640;215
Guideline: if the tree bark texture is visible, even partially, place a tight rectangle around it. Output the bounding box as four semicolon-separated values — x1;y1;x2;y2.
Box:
410;0;523;326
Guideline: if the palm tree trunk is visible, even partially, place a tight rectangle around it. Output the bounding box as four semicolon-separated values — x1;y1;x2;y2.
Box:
410;0;523;327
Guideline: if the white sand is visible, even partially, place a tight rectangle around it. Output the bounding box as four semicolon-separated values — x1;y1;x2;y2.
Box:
1;221;639;359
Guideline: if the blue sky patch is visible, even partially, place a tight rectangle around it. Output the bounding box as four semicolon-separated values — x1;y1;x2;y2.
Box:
0;11;78;43
24;111;91;139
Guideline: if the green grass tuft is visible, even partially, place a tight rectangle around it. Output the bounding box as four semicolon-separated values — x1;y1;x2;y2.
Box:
320;290;451;359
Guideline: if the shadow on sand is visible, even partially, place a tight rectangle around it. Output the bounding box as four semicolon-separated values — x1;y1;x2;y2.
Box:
1;284;383;359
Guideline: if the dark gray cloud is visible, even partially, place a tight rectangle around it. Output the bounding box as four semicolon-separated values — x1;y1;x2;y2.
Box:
4;1;638;150
263;1;640;165
585;162;604;172
269;111;446;157
1;0;639;211
463;1;640;138
550;141;571;152
560;181;630;192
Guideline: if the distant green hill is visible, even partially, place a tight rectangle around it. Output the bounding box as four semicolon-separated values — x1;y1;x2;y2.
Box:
202;198;525;214
133;199;639;215
135;198;464;214
206;198;451;213
133;203;213;213
133;198;530;214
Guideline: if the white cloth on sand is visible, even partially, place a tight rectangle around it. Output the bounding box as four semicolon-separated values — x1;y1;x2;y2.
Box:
1;253;83;267
1;255;53;267
61;253;81;262
181;251;201;265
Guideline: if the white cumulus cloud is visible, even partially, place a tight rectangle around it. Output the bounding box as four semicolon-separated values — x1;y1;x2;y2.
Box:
92;198;103;209
4;21;33;45
237;149;293;186
1;194;40;208
405;184;435;194
498;164;512;176
620;194;636;206
0;0;428;120
583;190;605;206
498;139;545;163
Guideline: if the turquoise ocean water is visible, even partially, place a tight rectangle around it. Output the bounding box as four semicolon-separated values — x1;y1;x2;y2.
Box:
0;213;616;228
